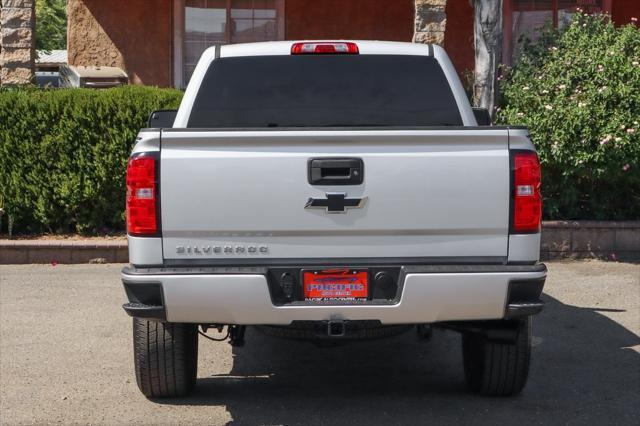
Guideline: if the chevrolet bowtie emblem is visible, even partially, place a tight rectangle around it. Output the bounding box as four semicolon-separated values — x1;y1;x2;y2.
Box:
305;193;367;214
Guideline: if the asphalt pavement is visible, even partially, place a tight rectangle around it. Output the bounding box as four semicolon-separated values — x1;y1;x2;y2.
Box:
1;261;639;425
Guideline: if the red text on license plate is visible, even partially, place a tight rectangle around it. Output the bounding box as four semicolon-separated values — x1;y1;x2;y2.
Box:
303;269;368;300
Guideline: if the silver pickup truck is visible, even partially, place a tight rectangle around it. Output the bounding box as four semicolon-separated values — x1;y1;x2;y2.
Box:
122;40;546;399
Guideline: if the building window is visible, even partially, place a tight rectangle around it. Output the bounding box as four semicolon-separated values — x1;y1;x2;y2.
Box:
175;0;284;88
504;0;608;64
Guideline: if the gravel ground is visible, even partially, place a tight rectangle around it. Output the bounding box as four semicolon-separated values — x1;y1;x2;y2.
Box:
0;261;638;425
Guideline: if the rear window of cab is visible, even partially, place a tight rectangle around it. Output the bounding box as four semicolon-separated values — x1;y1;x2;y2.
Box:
187;55;463;128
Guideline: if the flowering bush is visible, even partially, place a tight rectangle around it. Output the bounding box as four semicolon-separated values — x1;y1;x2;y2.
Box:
498;13;640;220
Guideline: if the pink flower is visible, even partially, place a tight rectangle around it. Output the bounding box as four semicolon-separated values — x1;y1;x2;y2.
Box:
631;17;638;23
627;128;636;134
623;164;631;171
600;135;612;145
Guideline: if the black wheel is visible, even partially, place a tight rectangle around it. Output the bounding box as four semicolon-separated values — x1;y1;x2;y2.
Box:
133;319;198;398
462;317;532;396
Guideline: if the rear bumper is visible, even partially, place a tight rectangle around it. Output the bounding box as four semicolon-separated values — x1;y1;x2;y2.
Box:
121;264;546;324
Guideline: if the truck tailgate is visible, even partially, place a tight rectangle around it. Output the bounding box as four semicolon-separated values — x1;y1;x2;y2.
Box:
160;129;510;261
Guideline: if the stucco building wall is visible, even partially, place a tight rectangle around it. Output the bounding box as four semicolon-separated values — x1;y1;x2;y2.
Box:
8;0;637;88
66;0;424;87
67;0;638;89
67;0;172;86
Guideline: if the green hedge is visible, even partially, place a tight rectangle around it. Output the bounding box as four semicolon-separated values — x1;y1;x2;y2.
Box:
0;86;183;234
497;13;640;220
2;24;639;236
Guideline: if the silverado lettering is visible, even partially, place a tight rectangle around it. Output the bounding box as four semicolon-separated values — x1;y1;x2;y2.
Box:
175;245;269;255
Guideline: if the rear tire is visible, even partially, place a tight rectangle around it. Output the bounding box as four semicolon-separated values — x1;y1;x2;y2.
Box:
462;317;532;396
133;319;198;398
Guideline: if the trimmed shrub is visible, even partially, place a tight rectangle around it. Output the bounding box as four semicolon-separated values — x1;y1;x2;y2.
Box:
497;13;640;220
0;86;183;234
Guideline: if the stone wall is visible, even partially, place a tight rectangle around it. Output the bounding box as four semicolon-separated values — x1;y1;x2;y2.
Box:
541;221;640;262
413;0;447;45
0;0;35;86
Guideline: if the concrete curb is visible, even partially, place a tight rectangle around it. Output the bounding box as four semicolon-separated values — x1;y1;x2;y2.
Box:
1;221;639;264
0;240;128;264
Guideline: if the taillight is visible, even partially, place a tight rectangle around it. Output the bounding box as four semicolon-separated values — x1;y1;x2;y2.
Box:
291;42;359;55
511;151;542;233
126;154;159;236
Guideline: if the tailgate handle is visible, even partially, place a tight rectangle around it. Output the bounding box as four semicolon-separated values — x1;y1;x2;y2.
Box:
308;158;364;185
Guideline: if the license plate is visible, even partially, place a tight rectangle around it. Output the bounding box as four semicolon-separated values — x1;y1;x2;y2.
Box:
303;269;368;300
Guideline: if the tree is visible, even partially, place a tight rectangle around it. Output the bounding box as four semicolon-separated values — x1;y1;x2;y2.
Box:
473;0;503;114
35;0;67;52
